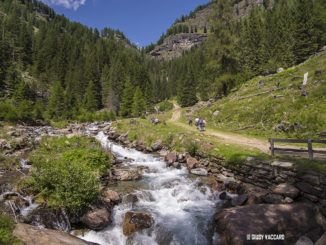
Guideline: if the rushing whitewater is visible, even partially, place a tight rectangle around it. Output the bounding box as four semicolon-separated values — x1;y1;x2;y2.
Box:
79;131;220;245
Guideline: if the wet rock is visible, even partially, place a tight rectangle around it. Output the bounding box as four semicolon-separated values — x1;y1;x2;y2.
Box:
272;183;300;199
294;236;314;245
13;223;95;245
315;233;326;245
186;157;198;169
231;194;248;207
24;206;71;232
122;212;154;236
108;131;120;140
172;162;181;169
190;168;208;176
103;190;121;204
151;140;163;151
219;192;229;201
113;169;142;181
158;149;169;157
214;204;323;245
122;194;138;205
165;151;177;166
80;208;111;231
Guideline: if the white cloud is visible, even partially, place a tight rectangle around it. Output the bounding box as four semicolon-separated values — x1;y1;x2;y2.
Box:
44;0;87;10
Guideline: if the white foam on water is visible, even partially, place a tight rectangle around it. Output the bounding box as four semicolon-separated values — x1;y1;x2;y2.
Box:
79;132;220;245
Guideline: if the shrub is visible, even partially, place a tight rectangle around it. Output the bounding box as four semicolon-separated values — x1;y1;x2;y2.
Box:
185;141;200;156
0;215;19;245
29;136;111;212
33;159;100;212
157;101;173;112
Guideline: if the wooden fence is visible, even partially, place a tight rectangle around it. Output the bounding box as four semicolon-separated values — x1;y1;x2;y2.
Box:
268;138;326;160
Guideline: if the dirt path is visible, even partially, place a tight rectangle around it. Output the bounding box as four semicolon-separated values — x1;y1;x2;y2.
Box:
168;103;325;155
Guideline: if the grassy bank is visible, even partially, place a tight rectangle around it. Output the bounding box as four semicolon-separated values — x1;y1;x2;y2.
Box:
20;136;113;212
182;52;326;140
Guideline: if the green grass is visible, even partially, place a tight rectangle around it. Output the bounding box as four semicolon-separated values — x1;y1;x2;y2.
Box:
0;215;19;245
183;52;326;141
113;113;269;164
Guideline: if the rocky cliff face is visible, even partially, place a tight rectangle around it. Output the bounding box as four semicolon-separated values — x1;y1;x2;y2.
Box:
149;0;274;61
149;33;208;61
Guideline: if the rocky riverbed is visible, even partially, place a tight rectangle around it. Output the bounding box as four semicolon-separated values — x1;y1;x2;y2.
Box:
1;122;326;244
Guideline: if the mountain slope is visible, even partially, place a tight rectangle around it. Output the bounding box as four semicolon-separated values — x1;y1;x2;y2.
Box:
148;0;274;61
184;49;326;139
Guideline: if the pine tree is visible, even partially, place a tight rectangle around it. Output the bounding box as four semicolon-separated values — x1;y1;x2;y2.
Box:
177;64;197;107
13;79;36;105
119;79;134;117
132;87;146;117
83;81;99;112
293;0;318;63
47;81;64;119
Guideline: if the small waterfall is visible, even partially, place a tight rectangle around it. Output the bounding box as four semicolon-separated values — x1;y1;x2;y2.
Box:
0;192;39;217
79;132;221;245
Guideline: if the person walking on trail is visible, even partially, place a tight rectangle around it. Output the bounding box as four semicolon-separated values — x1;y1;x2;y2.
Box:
189;117;193;126
195;118;199;128
202;120;206;131
199;118;203;131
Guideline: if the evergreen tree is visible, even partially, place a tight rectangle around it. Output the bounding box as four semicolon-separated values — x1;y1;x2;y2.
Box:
13;80;35;105
83;81;99;112
132;87;146;117
177;65;197;107
119;79;134;117
293;0;318;63
47;80;64;119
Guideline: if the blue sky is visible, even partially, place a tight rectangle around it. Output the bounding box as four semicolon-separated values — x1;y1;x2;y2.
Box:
43;0;210;47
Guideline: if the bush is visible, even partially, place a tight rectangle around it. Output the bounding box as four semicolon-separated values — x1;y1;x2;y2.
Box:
157;101;173;112
29;136;111;212
33;159;100;211
0;215;19;245
185;141;200;156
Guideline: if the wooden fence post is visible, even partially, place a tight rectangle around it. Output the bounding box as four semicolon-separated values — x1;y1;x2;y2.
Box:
308;139;313;160
270;138;275;156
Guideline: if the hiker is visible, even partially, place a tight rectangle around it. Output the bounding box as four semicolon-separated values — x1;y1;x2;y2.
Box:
195;118;199;128
202;120;206;131
151;117;155;124
189;117;193;126
199;118;203;131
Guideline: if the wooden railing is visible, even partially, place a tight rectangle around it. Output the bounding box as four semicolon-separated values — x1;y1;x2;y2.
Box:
268;138;326;160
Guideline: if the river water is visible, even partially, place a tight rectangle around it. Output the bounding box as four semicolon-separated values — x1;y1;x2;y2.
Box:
79;132;221;245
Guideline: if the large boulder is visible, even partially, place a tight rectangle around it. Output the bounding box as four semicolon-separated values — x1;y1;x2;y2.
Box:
122;212;154;236
272;183;300;199
186;157;198;169
80;208;111;231
13;223;96;245
112;169;142;181
213;204;323;245
103;190;121;204
151;140;163;151
165;151;177;166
